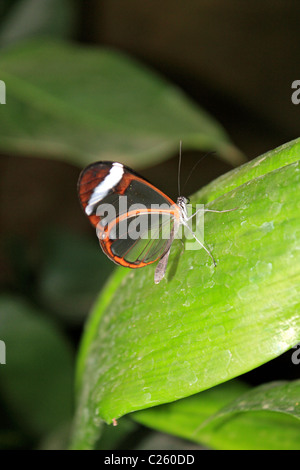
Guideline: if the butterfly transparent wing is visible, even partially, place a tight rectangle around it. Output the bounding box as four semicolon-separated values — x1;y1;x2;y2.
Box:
78;161;180;269
100;210;178;267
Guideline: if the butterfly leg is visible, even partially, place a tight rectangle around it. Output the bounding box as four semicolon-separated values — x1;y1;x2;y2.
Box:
182;222;217;267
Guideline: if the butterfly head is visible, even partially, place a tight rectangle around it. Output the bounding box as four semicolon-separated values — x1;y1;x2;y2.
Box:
177;195;189;209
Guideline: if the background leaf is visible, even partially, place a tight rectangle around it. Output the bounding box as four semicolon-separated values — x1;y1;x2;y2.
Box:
132;380;300;450
71;139;300;449
0;40;243;168
0;295;74;437
203;380;300;425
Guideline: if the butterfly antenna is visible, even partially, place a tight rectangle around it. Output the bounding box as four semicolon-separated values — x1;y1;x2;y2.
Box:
181;151;216;194
178;140;182;196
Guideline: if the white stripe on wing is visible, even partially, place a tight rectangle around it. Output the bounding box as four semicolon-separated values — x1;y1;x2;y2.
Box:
85;162;124;215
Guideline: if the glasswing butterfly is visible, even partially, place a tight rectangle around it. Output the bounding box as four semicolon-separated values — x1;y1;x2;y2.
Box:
77;148;235;284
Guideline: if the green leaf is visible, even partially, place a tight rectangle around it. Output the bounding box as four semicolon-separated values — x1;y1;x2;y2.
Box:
133;380;249;447
203;380;300;425
195;138;300;203
133;380;300;450
0;295;74;437
0;40;243;168
71;139;300;449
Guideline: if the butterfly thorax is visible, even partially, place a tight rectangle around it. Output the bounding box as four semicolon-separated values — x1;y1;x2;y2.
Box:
177;196;189;222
